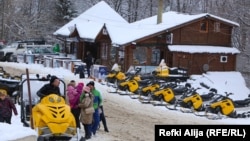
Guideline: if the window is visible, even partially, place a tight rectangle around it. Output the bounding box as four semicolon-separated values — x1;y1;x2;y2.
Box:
151;48;160;65
200;21;208;33
101;42;108;59
214;22;220;32
133;47;147;65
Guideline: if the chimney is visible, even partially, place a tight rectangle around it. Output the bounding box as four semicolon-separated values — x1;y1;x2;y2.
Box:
157;0;163;24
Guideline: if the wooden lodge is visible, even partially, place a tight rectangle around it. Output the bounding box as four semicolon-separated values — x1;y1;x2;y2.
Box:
53;1;240;75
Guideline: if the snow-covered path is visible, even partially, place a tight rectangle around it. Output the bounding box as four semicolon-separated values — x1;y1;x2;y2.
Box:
1;62;250;141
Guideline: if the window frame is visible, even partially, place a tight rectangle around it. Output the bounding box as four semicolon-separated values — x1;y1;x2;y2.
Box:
199;20;208;33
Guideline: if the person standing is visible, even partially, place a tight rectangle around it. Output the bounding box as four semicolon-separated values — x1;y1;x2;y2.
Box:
84;51;93;78
99;92;109;132
67;80;83;129
37;75;61;100
75;65;85;79
79;86;94;140
0;90;18;124
87;81;102;136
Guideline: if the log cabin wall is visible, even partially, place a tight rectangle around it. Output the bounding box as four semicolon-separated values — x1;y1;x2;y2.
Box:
67;17;237;74
171;18;232;46
172;52;237;74
122;36;167;71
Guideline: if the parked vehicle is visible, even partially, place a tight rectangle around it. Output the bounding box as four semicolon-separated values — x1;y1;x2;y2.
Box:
0;39;56;62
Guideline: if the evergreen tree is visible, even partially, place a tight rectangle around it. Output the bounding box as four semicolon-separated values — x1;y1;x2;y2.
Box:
56;0;78;22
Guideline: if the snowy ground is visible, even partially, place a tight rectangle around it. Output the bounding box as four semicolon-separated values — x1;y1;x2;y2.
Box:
1;62;250;141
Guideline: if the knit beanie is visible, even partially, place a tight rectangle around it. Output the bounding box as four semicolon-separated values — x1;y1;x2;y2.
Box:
50;75;58;84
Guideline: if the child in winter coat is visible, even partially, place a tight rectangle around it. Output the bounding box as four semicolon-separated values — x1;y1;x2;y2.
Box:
0;90;18;124
79;86;94;140
67;81;83;129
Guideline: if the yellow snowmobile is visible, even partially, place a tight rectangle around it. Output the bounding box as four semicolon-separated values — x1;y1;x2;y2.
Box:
32;94;77;140
204;92;237;119
175;87;204;112
142;82;191;106
152;59;189;81
139;80;161;97
105;63;126;87
118;67;142;95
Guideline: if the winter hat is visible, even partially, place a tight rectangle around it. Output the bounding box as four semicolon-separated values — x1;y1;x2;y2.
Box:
76;82;84;93
87;81;95;87
50;75;58;84
83;86;90;93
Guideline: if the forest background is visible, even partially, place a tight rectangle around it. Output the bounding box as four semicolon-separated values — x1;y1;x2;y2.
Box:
0;0;250;86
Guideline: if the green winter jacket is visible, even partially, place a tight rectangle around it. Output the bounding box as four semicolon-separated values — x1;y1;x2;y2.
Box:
91;88;102;110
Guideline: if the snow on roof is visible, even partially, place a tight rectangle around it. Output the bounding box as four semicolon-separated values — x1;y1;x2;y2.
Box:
168;45;240;54
110;11;239;45
53;1;128;39
53;2;239;48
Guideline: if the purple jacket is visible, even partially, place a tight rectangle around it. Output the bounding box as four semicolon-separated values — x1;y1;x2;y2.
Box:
67;82;84;109
0;96;18;117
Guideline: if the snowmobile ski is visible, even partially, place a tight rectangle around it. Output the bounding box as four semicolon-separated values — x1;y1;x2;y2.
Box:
129;94;139;99
165;104;178;110
151;101;167;106
106;88;118;93
138;97;152;104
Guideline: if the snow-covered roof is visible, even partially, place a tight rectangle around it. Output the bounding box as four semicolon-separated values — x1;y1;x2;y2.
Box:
110;11;239;45
54;1;239;48
168;45;240;54
53;1;128;39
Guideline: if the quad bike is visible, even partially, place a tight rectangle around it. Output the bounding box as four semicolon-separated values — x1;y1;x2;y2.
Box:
152;59;189;82
19;74;83;141
105;63;126;87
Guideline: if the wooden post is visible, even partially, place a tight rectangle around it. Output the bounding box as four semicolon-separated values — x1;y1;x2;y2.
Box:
26;68;34;129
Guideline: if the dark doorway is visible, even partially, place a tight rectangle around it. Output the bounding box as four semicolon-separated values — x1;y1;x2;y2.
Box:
84;42;99;63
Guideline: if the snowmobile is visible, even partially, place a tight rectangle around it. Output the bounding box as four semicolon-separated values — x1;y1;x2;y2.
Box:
32;94;78;141
203;92;238;119
177;88;218;112
19;74;83;141
165;87;218;113
105;63;126;87
152;59;189;82
139;82;191;106
233;94;250;108
117;67;142;96
137;78;162;99
189;91;250;119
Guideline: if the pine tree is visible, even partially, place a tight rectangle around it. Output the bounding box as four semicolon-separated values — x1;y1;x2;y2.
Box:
56;0;78;22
